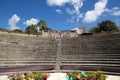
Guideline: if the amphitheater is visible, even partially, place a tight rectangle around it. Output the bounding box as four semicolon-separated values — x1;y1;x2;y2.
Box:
0;31;120;76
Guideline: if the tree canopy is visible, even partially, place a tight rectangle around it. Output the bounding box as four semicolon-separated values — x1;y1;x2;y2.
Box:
90;20;119;33
89;26;100;33
37;20;51;31
25;24;38;35
25;20;51;35
98;20;119;32
12;29;23;33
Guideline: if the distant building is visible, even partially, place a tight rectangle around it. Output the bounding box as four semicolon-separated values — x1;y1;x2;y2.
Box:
72;27;84;34
36;25;41;32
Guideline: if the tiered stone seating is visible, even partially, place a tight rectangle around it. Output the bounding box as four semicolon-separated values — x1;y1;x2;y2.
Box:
61;33;120;74
0;32;120;74
0;33;57;67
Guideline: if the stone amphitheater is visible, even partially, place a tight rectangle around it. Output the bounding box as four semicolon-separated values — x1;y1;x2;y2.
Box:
0;31;120;75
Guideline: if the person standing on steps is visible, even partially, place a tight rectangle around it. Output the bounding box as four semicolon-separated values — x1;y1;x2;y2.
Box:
57;37;62;46
51;31;62;45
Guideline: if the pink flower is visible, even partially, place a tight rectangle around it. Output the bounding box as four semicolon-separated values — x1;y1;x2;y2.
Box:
7;73;14;78
77;73;81;79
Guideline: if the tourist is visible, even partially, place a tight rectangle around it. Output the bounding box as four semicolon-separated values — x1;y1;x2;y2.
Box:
57;37;62;46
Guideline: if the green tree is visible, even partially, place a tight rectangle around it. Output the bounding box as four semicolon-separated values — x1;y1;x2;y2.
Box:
89;26;100;33
25;24;38;35
12;29;23;33
98;20;119;32
37;20;51;31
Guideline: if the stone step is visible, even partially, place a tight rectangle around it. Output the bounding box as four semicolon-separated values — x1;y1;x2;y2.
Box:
61;65;120;75
61;55;120;59
0;63;55;66
61;58;120;61
0;65;55;73
61;63;120;66
0;60;56;62
0;58;56;61
62;52;120;55
62;61;120;63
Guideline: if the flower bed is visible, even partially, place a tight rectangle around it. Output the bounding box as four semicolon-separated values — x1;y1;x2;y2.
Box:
8;71;107;80
66;71;107;80
8;72;50;80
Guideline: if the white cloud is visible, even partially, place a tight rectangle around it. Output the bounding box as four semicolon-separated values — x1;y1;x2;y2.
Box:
104;7;120;16
104;8;111;13
83;0;108;23
71;0;83;15
8;14;20;30
112;7;120;16
112;7;119;10
66;8;75;15
67;16;76;23
76;13;83;21
47;0;84;22
47;0;69;6
55;9;63;14
113;10;120;16
24;18;39;26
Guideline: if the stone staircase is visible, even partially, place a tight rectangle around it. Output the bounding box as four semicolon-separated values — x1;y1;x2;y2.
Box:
61;33;120;74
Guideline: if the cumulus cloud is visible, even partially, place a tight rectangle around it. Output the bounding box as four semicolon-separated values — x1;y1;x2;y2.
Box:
83;0;108;23
112;7;120;16
24;18;39;26
105;7;120;16
46;0;84;22
66;8;75;15
55;9;63;14
113;10;120;16
112;7;119;10
8;14;20;30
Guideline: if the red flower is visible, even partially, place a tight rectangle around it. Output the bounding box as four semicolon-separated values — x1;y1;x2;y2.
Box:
66;72;71;75
17;77;23;80
83;78;87;80
88;77;94;80
44;74;50;79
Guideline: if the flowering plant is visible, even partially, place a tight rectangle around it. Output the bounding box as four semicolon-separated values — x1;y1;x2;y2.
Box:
66;71;107;80
8;72;50;80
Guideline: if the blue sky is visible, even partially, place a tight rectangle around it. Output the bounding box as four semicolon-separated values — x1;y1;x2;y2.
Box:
0;0;120;31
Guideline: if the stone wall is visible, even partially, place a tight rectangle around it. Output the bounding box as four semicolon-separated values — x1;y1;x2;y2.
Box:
41;30;78;37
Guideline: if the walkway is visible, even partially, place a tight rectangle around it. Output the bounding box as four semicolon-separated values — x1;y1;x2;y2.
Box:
55;44;62;72
0;73;120;80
